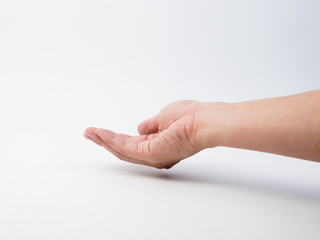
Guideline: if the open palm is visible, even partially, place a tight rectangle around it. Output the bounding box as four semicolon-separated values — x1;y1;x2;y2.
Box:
84;101;204;169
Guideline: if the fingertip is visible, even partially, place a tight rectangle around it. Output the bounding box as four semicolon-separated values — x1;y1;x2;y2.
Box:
83;127;98;141
137;115;159;135
83;133;92;140
84;127;97;135
137;121;147;135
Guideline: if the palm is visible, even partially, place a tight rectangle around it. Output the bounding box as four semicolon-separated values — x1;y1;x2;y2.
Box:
84;101;202;169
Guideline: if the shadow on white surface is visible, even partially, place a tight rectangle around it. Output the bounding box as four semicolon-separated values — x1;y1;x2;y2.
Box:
106;162;320;204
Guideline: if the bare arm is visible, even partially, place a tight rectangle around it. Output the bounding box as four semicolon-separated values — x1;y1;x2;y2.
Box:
84;90;320;168
207;90;320;161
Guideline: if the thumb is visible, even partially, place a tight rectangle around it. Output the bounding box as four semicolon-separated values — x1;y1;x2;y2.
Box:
138;115;159;135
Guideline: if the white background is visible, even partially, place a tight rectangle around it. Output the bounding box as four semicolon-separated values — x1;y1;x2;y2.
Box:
0;0;320;239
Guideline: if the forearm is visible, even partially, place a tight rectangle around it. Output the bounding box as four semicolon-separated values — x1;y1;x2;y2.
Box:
203;90;320;162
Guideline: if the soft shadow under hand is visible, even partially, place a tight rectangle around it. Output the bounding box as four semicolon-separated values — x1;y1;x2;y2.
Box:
105;162;320;203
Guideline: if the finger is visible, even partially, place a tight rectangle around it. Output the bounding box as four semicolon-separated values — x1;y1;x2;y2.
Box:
85;128;152;166
138;115;159;135
95;128;154;160
85;128;123;156
84;127;102;145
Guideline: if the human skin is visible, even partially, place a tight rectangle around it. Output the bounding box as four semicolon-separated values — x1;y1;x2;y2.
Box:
84;90;320;169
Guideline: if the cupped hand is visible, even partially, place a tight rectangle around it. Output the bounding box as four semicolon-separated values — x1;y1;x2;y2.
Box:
84;100;207;169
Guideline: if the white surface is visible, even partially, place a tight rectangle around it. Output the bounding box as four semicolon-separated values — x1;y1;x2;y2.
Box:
0;0;320;239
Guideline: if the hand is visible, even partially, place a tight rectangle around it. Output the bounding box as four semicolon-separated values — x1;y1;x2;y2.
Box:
84;100;209;169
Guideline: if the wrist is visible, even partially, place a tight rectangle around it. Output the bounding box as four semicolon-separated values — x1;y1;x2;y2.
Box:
197;101;235;148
